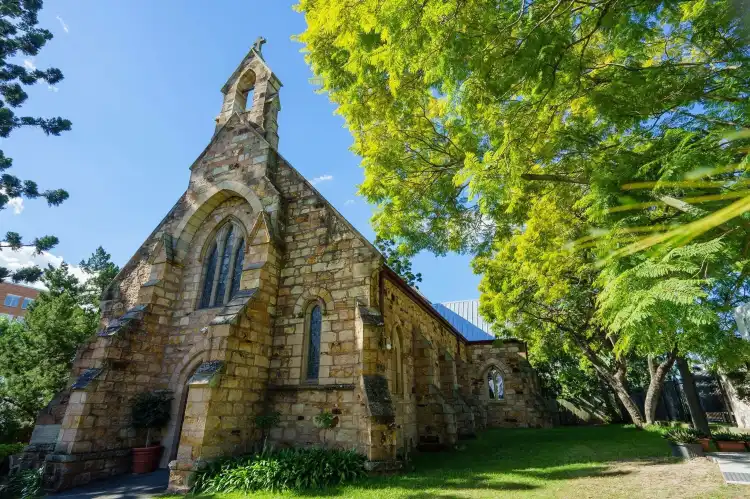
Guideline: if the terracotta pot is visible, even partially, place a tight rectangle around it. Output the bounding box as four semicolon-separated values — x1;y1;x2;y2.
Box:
132;445;163;474
715;440;746;452
697;438;712;452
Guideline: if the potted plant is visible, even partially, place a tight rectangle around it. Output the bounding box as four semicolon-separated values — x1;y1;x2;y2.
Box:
662;428;704;458
712;431;747;452
694;429;713;452
131;390;173;473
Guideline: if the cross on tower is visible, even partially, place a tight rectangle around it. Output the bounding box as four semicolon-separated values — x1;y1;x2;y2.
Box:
253;36;267;56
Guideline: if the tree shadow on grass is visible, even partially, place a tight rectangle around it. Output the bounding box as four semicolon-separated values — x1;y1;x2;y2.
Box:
293;477;538;498
293;464;638;498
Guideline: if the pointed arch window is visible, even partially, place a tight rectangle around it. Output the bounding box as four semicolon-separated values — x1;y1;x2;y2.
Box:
488;368;504;400
392;328;404;396
305;304;322;381
198;221;245;309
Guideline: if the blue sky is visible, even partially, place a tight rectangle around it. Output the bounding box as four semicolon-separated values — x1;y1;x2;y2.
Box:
0;1;481;303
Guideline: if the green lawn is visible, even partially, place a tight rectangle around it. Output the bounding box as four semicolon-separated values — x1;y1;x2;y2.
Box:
167;425;746;498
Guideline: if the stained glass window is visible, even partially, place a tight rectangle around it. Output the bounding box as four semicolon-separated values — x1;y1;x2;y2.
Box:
199;222;247;310
214;226;234;305
306;305;322;380
488;368;504;400
230;238;245;299
199;243;218;309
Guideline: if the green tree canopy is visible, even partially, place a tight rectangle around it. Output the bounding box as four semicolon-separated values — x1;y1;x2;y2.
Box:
298;0;750;424
0;247;117;441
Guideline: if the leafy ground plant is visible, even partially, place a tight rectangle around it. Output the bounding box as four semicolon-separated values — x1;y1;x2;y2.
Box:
191;448;366;493
0;467;42;499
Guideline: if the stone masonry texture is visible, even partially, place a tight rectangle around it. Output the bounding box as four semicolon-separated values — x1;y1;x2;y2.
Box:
19;43;551;494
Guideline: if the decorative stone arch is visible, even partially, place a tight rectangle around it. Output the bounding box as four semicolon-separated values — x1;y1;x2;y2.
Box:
292;287;334;317
390;324;405;397
478;359;510;402
161;344;211;467
173;183;263;260
197;215;250;263
230;67;257;113
477;358;511;379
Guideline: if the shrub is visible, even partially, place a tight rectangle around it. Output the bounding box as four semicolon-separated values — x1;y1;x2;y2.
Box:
192;447;367;493
0;443;24;463
712;431;746;442
662;428;699;444
313;411;336;429
0;467;43;499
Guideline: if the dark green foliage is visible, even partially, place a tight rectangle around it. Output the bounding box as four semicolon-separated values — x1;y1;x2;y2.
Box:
0;467;42;499
0;0;71;283
0;263;98;441
374;237;422;288
0;442;23;462
252;411;280;431
712;431;746;442
313;411;336;429
192;448;367;493
662;428;699;444
79;246;120;307
131;390;172;447
0;250;117;443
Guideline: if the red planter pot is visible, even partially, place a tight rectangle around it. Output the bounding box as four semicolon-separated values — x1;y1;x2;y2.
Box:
697;438;712;452
715;440;746;452
132;445;163;474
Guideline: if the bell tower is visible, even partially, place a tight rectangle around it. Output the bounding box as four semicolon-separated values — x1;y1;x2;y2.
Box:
216;36;282;150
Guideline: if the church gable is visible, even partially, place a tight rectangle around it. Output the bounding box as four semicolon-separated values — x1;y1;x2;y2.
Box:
24;40;551;496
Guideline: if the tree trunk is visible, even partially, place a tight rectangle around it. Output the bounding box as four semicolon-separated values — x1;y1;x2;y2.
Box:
644;352;678;424
611;379;645;426
677;356;710;435
598;378;624;422
569;333;645;426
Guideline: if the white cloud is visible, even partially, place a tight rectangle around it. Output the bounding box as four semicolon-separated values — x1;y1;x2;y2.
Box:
0;247;87;289
23;59;35;70
311;174;333;186
7;197;23;214
344;199;355;205
56;15;69;33
47;85;59;92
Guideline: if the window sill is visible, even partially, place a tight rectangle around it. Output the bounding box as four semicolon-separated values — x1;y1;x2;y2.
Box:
268;383;356;392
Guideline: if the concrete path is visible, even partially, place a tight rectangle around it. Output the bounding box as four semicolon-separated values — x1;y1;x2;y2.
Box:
47;470;169;499
708;452;750;485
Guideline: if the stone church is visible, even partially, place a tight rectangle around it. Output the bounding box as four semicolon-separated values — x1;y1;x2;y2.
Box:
21;41;549;493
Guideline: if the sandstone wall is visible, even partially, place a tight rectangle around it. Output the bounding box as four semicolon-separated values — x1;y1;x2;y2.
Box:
263;156;380;455
467;342;550;428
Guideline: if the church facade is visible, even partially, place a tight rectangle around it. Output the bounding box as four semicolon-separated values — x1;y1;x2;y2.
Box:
22;43;549;493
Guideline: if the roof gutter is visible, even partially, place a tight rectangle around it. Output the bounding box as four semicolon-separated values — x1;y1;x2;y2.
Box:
380;266;469;346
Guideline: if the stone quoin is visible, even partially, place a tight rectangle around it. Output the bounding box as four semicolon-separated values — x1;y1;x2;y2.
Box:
18;41;550;493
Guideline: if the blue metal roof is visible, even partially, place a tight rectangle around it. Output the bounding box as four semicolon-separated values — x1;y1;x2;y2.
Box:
433;300;494;342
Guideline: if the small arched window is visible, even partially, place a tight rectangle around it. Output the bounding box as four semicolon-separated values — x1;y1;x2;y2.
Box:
392;328;403;396
199;222;245;309
488;368;504;400
305;304;322;381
